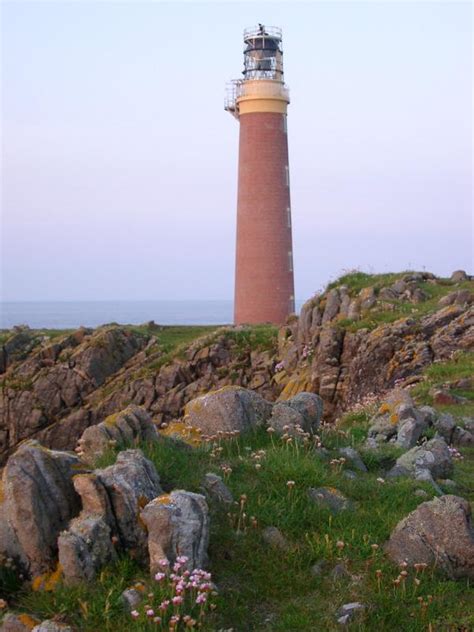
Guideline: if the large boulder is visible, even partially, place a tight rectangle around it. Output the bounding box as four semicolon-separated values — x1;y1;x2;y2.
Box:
0;440;86;576
183;386;272;437
73;450;163;561
270;392;323;435
140;491;209;574
58;515;117;584
390;437;453;480
77;405;160;462
385;495;474;579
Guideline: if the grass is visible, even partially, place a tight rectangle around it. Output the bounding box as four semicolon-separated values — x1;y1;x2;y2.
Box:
411;351;474;418
224;324;278;354
336;278;473;333
326;271;412;294
5;423;473;631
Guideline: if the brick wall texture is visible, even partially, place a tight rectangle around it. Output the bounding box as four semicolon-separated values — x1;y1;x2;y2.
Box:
234;111;295;324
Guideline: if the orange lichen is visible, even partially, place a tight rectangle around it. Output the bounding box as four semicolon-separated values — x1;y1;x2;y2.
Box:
159;421;203;446
390;413;399;425
31;563;63;592
278;369;312;401
378;403;391;414
156;494;172;505
18;614;40;629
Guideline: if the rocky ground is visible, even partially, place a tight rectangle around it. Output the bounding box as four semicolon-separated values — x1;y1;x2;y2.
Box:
0;269;473;631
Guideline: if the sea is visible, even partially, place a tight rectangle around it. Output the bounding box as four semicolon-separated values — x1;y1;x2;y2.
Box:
0;300;304;330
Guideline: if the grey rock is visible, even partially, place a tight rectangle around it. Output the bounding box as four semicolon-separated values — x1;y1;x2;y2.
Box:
140;490;209;574
1;614;41;632
32;623;74;632
418;406;438;426
261;526;289;551
414;468;442;494
451;270;469;283
282;392;323;433
0;440;86;577
452;427;474;446
385;495;474;579
308;487;353;513
77;405;160;462
336;602;365;625
58;515;117;584
392;437;453;480
121;588;144;611
269;402;306;436
322;289;341;323
359;287;376;309
367;414;398;444
202;473;233;505
433;414;456;443
396;416;426;449
184;386;272;436
338;447;367;472
73;449;162;561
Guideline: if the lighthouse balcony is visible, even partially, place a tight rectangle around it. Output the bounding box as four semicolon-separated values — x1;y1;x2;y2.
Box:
225;79;289;117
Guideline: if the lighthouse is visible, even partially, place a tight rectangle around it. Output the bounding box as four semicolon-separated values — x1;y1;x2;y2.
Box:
226;25;295;325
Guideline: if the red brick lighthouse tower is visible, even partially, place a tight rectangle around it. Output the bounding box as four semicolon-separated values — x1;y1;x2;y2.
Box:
226;25;295;325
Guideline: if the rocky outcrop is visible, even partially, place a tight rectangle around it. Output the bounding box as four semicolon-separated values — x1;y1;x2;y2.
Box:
183;386;273;437
1;326;280;463
278;273;473;421
0;441;86;576
0;326;148;463
76;405;160;462
140;491;209;574
73;450;162;561
385;495;474;579
58;515;116;584
1;272;472;461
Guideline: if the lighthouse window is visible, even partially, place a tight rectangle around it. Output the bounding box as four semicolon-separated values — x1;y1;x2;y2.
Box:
288;250;293;272
289;295;295;312
282;116;287;134
285;166;290;186
287;207;291;228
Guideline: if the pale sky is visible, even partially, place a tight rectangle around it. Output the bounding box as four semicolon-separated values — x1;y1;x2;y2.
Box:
1;1;472;302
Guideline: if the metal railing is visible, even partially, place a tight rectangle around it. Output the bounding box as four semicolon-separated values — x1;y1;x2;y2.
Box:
243;25;282;41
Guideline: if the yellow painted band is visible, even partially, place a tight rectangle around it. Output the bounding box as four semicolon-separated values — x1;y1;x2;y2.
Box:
238;98;288;115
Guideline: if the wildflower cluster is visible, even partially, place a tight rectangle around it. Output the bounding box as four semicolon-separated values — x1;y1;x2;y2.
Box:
274;360;285;373
129;557;216;630
448;446;464;460
227;494;256;533
329;457;346;473
250;448;266;471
